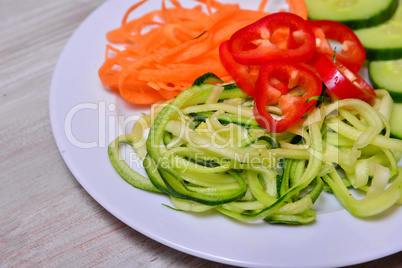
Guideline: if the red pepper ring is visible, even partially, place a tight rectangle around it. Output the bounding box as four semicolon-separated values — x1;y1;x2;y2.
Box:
315;54;376;105
308;20;366;73
219;40;260;97
253;60;322;133
227;12;316;66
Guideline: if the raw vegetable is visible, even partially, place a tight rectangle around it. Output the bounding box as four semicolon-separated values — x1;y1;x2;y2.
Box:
315;54;376;105
219;40;260;97
227;12;316;65
98;0;271;104
390;102;402;139
355;0;402;61
108;77;402;223
98;0;308;104
369;58;402;102
285;0;308;20
192;72;223;86
219;11;373;133
253;60;322;133
305;0;398;30
104;0;402;226
307;20;366;73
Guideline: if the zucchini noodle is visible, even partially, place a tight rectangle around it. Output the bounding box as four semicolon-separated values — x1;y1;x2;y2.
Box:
108;80;402;224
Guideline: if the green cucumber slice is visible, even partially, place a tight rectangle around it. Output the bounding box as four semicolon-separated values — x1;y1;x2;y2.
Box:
192;72;223;86
305;0;398;30
108;135;163;193
369;59;402;102
355;0;402;60
190;111;260;129
390;102;402;139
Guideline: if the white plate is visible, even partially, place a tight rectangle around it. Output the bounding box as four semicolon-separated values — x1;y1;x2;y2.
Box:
49;0;402;267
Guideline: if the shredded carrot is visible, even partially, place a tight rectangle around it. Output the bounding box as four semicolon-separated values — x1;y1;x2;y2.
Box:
285;0;308;20
98;0;307;104
258;0;269;12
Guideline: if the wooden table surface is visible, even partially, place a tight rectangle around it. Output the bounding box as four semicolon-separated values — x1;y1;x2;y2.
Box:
0;0;401;267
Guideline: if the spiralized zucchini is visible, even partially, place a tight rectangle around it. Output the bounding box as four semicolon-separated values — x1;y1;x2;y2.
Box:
108;81;402;224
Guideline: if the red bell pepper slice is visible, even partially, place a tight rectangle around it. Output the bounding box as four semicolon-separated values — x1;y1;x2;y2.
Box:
219;40;260;97
315;54;376;105
308;20;366;73
253;60;322;133
227;13;316;66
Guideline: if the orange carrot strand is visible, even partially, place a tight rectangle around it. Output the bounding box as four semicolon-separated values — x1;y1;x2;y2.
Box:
258;0;269;12
286;0;308;20
122;0;148;27
99;0;308;104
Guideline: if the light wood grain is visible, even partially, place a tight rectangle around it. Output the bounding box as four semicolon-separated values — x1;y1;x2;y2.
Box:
0;0;401;267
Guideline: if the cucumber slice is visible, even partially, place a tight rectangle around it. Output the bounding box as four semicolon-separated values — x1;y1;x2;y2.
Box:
355;0;402;60
390;102;402;139
369;59;402;102
192;72;223;86
190;111;260;129
305;0;398;30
